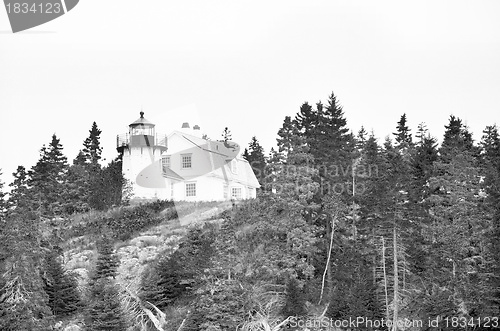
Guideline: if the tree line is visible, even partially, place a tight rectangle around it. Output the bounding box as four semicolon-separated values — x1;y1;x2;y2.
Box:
0;95;499;330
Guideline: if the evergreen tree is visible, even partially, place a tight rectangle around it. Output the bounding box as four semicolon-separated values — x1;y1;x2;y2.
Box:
42;249;80;316
440;115;475;162
480;125;500;314
411;129;438;202
86;279;127;331
423;151;493;319
221;127;232;142
310;92;355;193
28;134;69;217
0;172;7;218
393;113;413;149
92;236;120;281
99;156;128;208
65;163;91;213
81;122;103;165
356;126;368;151
294;102;317;138
243;136;267;184
140;255;187;309
86;236;126;330
140;227;215;309
0;212;54;331
282;278;306;317
276;116;300;156
7;166;30;211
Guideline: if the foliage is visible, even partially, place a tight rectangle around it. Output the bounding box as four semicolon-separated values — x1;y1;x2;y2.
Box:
220;127;232;142
0;212;54;330
243;136;267;185
85;236;127;330
42;248;80;316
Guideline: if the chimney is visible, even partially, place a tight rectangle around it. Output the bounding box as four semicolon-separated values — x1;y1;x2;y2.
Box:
179;122;190;135
192;124;202;138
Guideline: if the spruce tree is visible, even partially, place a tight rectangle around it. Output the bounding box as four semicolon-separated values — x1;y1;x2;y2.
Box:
411;128;438;202
221;127;232;142
480;125;500;314
356;126;368;151
43;249;80;316
0;212;54;331
28;134;69;217
86;236;126;330
86;279;127;331
0;171;7;218
7;166;30;211
282;278;305;317
243;136;266;184
294;102;316;138
440;115;475;162
276;116;299;156
393;113;413;149
82;122;103;165
424;151;492;318
92;236;120;281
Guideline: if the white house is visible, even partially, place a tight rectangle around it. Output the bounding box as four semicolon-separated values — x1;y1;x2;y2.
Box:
117;112;260;201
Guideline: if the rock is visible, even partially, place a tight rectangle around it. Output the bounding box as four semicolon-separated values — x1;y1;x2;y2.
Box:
129;235;159;247
63;324;82;331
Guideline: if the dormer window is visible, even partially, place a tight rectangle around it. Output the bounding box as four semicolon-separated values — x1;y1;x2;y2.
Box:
181;154;192;169
231;160;238;174
161;156;171;172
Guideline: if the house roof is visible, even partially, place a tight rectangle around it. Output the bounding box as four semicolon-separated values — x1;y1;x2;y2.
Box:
167;130;260;188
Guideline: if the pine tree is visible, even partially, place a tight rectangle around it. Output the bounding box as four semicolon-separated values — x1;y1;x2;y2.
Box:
423;151;492;318
310;92;355;192
243;136;267;184
7;166;30;211
221;127;232;142
92;236;120;281
356;126;368;151
480;125;500;314
282;278;306;317
0;212;54;330
86;236;126;330
99;156;128;209
86;279;127;331
294;102;317;138
276;116;299;156
440;115;475;162
81;122;103;165
28;134;69;217
0;171;7;219
393;113;413;149
42;249;80;316
411;129;438;202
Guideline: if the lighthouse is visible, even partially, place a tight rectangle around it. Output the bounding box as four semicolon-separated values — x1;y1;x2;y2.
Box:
117;112;168;200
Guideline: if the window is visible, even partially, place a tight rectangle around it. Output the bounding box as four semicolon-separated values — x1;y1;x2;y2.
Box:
181;154;192;169
231;187;242;200
247;187;254;198
186;182;196;197
231;160;238;174
161;156;170;172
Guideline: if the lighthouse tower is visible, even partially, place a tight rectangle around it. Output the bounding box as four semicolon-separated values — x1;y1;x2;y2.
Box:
117;112;168;200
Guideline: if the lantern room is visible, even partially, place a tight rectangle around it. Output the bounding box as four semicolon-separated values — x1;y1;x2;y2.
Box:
129;111;155;146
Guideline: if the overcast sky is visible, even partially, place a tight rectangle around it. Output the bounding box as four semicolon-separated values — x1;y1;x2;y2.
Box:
1;0;499;186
